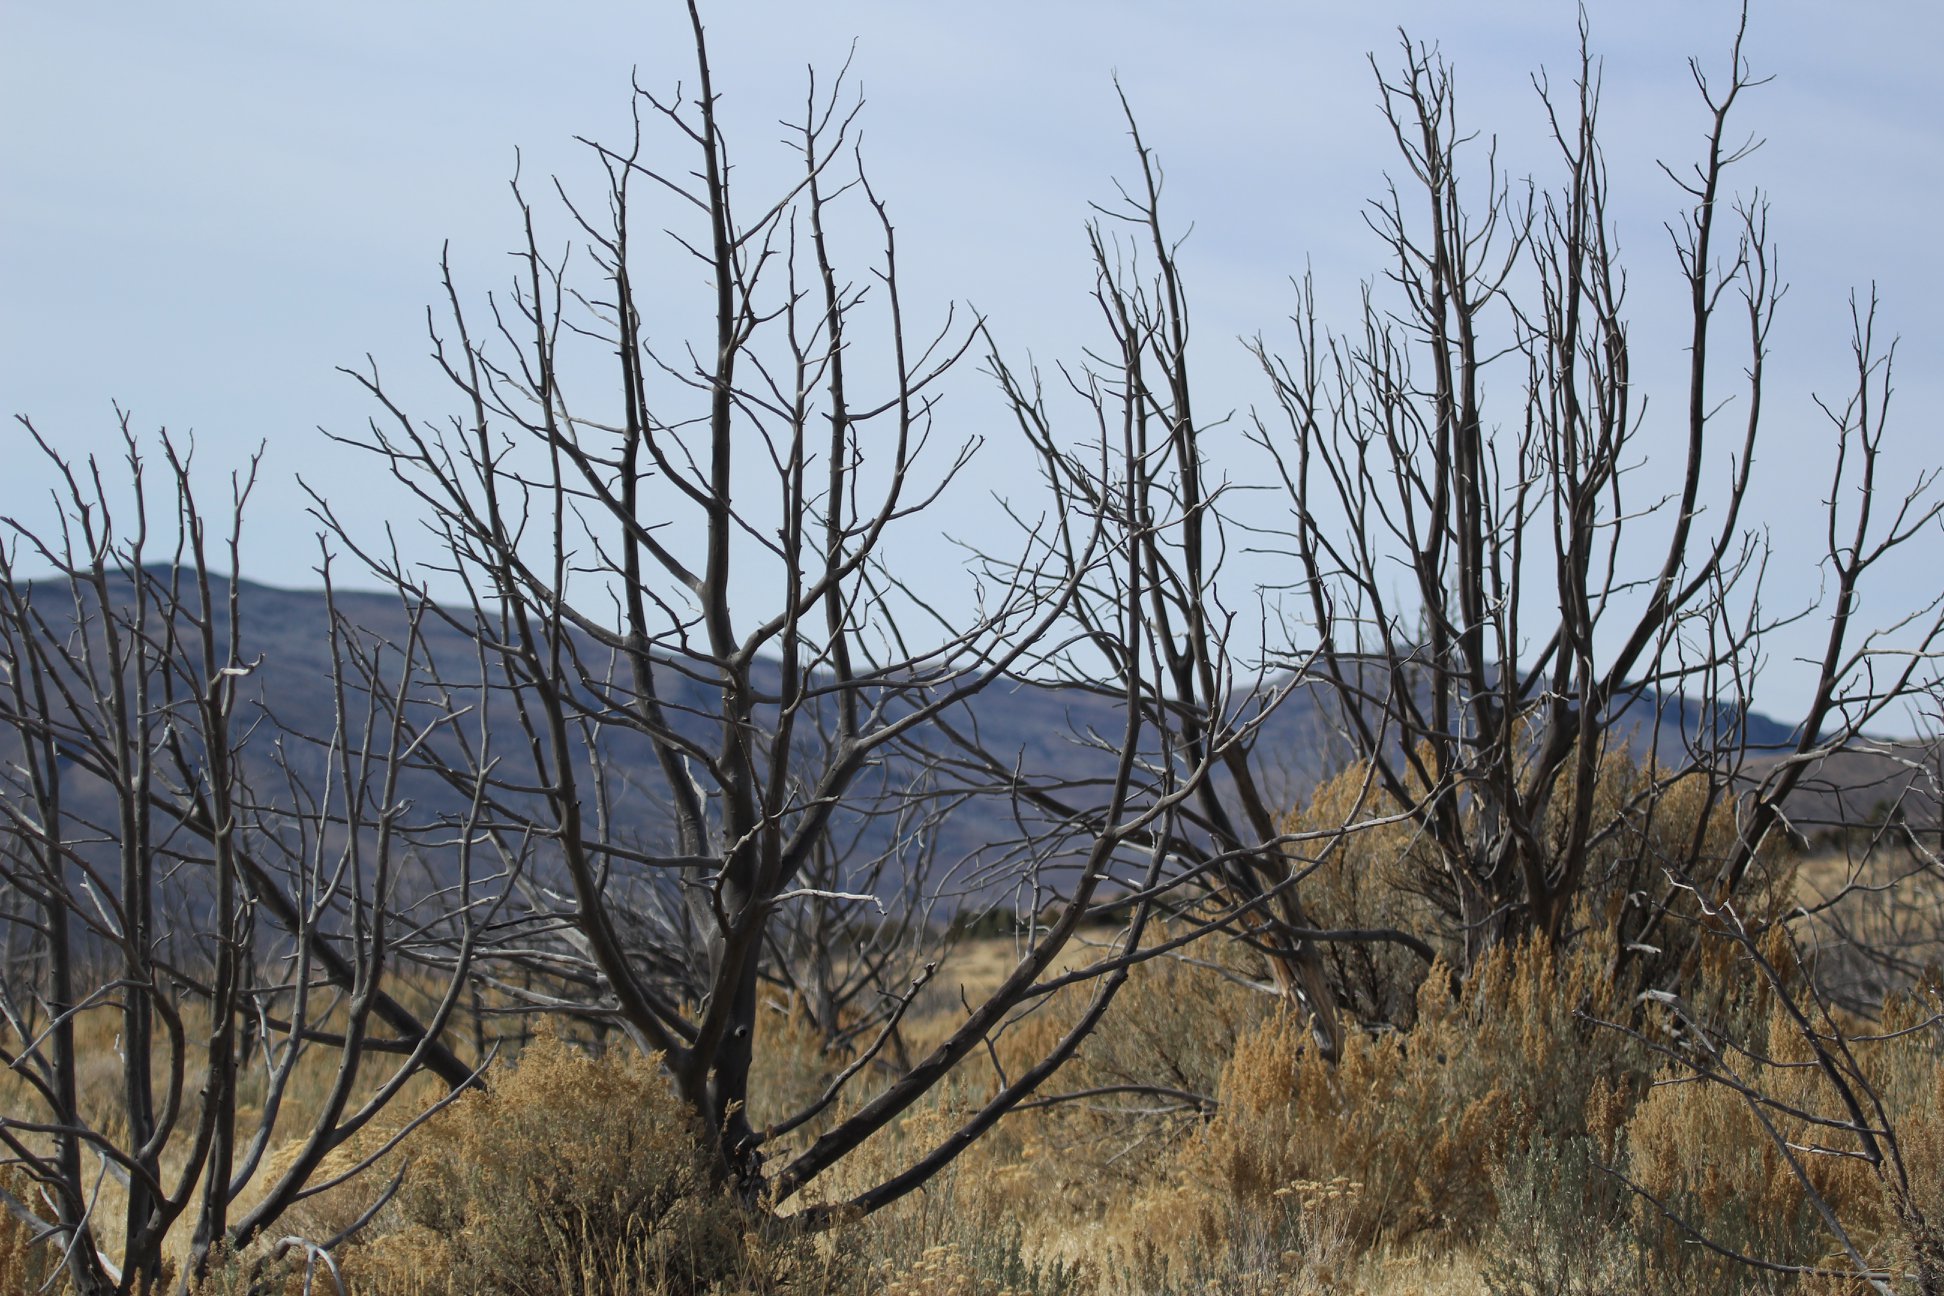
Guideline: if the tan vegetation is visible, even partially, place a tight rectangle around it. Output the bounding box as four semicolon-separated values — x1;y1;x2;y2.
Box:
8;2;1944;1292
11;750;1931;1294
50;912;1924;1295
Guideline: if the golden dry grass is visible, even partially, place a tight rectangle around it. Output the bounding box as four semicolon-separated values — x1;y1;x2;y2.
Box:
11;928;1942;1296
0;984;463;1292
11;753;1943;1293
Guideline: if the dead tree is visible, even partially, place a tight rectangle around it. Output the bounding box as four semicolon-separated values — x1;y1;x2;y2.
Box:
1625;292;1944;1291
0;421;491;1294
961;92;1461;1064
318;0;1230;1215
1247;10;1943;974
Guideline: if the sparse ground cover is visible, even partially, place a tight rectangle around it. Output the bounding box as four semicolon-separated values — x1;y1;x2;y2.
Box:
11;854;1938;1295
8;2;1944;1290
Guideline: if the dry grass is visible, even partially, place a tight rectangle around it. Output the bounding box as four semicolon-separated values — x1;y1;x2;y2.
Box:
341;1027;805;1296
15;929;1943;1295
13;756;1944;1294
0;1166;65;1294
0;982;463;1292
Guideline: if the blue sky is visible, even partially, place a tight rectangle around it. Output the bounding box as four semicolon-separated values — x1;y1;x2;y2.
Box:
4;2;1940;720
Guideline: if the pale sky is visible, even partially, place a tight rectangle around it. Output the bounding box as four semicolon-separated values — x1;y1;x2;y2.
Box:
4;2;1941;722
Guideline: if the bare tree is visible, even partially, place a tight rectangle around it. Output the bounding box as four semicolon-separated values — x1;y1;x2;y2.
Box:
963;92;1461;1066
0;420;487;1294
316;1;1231;1218
1592;289;1944;1294
1242;9;1942;980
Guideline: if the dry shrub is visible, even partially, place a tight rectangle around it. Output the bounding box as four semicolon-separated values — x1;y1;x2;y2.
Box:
870;1243;1018;1296
884;922;1289;1275
1875;983;1944;1282
1481;1130;1645;1296
1060;927;1267;1115
1103;1175;1355;1296
345;1028;765;1296
1178;928;1639;1256
1620;1073;1844;1294
746;999;866;1137
248;1111;443;1264
1475;933;1944;1295
813;1076;1091;1296
1289;747;1797;1034
997;925;1272;1226
817;925;1260;1266
1287;760;1450;1029
0;1166;64;1295
1613;962;1944;1293
862;1235;1090;1296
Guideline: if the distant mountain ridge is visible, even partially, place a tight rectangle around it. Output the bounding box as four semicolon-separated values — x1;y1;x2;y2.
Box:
10;573;1894;904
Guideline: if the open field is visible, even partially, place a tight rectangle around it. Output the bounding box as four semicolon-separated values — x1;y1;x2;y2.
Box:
9;885;1941;1295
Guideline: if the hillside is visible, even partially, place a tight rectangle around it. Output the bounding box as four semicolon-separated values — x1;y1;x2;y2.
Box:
8;571;1894;910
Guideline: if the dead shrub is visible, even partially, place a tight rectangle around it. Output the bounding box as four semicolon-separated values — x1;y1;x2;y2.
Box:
1286;760;1450;1029
1611;958;1944;1293
346;1029;767;1296
1481;1132;1645;1296
0;1166;63;1295
1181;927;1641;1254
